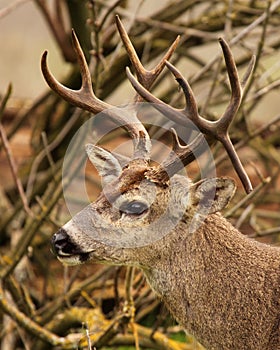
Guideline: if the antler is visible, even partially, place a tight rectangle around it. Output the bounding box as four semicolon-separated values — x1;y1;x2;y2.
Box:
41;17;180;161
126;38;255;193
41;29;152;160
146;131;205;183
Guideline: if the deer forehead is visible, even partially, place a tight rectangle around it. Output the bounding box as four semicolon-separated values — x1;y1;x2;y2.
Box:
95;172;192;215
113;180;157;207
96;160;166;200
99;176;169;211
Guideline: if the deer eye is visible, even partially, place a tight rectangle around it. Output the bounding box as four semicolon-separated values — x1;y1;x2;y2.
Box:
119;201;149;215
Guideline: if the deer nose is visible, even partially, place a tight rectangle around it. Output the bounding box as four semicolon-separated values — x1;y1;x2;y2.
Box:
51;228;71;255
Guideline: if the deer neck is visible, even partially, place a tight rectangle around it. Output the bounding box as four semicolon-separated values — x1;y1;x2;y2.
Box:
143;213;280;350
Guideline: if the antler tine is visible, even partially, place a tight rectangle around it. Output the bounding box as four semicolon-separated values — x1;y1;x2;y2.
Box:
126;66;196;129
217;38;243;132
41;29;151;160
216;38;255;133
41;30;111;113
163;129;205;172
146;130;205;183
116;15;180;93
164;61;202;126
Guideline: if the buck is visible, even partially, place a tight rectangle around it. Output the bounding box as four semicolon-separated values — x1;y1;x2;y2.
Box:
43;17;280;350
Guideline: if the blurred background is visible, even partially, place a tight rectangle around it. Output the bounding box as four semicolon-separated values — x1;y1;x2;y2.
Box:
0;1;280;349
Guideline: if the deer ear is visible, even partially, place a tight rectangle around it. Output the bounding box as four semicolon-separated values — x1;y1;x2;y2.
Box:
85;144;122;186
192;177;236;214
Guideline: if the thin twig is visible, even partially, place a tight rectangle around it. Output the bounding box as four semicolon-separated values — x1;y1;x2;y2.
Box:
35;0;75;62
99;0;124;30
248;79;280;102
124;266;140;350
0;83;13;122
0;282;71;348
224;0;234;40
241;0;272;108
214;114;280;171
225;176;271;218
84;323;92;350
199;0;234;116
190;0;280;84
41;131;56;173
235;203;254;229
26;108;81;201
0;123;33;217
250;227;280;238
0;173;62;279
0;0;30;19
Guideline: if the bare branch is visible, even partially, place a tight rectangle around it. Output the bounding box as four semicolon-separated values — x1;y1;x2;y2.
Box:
0;282;71;347
0;85;33;216
0;0;30;19
35;0;75;62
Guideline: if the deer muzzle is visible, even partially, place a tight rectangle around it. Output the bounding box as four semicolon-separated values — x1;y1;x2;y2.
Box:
51;228;90;265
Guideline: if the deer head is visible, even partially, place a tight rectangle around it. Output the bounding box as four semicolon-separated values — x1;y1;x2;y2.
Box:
41;17;254;267
52;147;236;267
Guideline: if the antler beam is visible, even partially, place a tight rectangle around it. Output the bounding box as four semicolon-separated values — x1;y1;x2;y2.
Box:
127;38;255;193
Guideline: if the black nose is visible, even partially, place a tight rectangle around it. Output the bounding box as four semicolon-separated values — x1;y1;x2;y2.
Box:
51;228;71;255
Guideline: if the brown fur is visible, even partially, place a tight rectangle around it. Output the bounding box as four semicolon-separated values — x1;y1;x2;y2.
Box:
143;214;280;350
52;156;280;350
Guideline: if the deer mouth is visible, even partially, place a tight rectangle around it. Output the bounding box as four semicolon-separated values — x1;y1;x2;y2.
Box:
53;248;92;266
51;229;92;265
56;252;91;265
